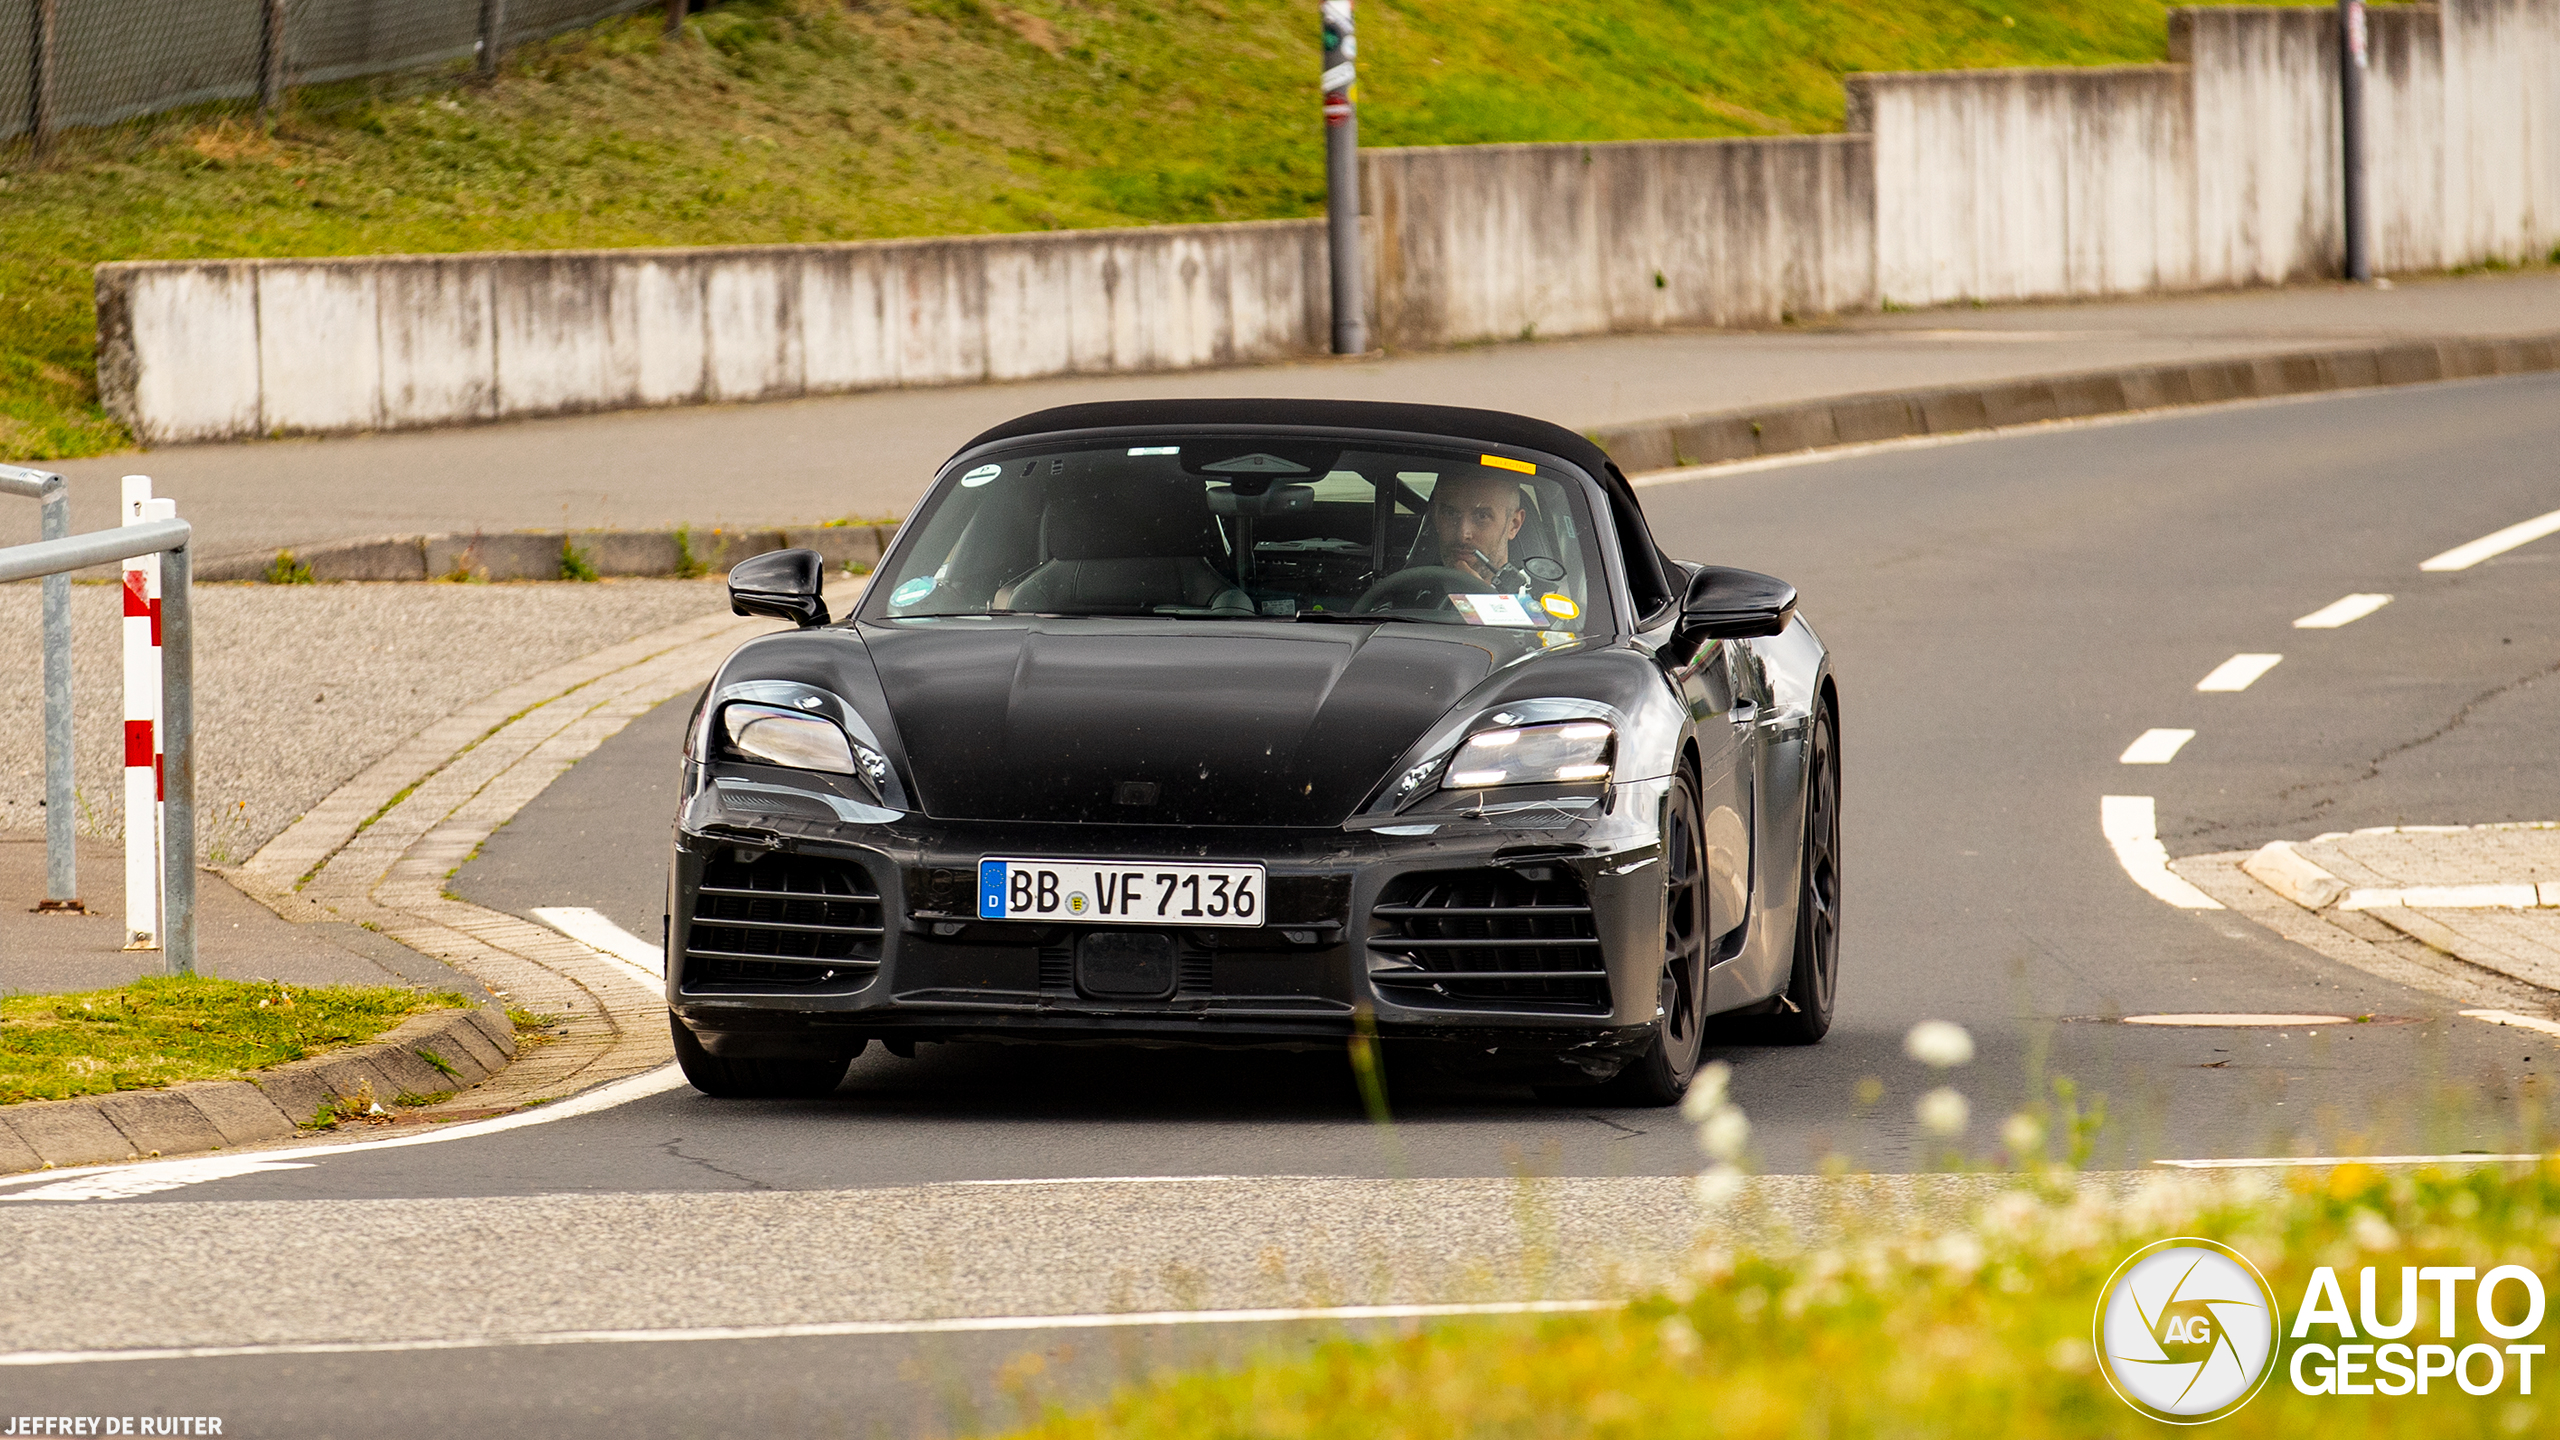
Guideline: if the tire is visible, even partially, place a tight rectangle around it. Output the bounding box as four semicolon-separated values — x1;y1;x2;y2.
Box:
1595;766;1713;1105
670;1014;853;1099
1742;700;1840;1045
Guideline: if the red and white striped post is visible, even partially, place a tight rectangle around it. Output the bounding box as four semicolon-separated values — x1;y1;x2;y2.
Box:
121;477;169;951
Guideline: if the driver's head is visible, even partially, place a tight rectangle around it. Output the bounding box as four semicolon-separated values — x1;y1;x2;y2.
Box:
1430;472;1527;575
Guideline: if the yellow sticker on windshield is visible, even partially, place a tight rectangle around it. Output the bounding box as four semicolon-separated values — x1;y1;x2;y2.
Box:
1540;593;1579;620
1479;454;1537;475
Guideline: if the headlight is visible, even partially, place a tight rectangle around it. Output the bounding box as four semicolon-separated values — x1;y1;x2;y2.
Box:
1442;721;1614;788
721;703;889;796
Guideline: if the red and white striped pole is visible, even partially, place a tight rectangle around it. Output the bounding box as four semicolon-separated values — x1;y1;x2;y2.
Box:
121;477;168;951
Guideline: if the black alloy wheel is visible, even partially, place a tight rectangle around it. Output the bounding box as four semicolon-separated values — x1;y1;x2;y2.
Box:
669;1013;854;1099
1599;766;1712;1105
1750;700;1840;1044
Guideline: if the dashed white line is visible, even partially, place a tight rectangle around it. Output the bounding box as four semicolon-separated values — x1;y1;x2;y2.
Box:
2196;653;2282;692
2419;506;2560;571
532;906;666;980
2100;796;2224;910
0;1300;1619;1368
2460;1009;2560;1041
2293;593;2392;628
2118;729;2195;765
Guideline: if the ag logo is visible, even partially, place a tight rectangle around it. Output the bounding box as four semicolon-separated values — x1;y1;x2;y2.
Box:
2095;1238;2280;1423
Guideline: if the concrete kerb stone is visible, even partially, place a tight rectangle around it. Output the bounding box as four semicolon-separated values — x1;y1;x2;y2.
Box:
1593;330;2560;477
199;522;897;584
93;1091;226;1157
0;1101;138;1168
0;1006;521;1174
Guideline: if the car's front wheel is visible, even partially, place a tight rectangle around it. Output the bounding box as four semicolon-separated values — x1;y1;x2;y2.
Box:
1597;766;1711;1105
670;1014;853;1099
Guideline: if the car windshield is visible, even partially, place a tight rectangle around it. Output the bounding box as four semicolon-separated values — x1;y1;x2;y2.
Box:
863;435;1613;634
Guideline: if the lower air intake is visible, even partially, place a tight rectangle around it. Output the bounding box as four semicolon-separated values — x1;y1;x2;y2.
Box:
1367;867;1608;1013
685;853;884;990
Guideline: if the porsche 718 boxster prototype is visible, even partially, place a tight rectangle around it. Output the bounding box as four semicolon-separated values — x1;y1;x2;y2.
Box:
666;399;1838;1105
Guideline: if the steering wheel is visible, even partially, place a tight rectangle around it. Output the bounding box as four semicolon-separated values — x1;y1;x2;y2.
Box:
1352;566;1483;614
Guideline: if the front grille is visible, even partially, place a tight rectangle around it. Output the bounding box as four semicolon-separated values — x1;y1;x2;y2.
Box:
1367;867;1608;1012
685;853;885;989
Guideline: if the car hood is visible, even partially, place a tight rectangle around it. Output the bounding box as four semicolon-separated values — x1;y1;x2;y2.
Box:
858;620;1511;826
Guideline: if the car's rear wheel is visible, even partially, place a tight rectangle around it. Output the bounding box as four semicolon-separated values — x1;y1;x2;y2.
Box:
1596;767;1712;1105
670;1014;853;1099
1740;700;1840;1045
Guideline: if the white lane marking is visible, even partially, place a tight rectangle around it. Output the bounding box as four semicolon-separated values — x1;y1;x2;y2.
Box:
0;1299;1618;1368
2342;884;2543;910
2122;1013;2350;1027
532;906;665;981
0;1065;691;1200
2100;796;2225;910
2118;729;2195;764
2156;1153;2544;1170
2419;506;2560;571
2294;593;2392;628
2196;653;2282;692
2462;1009;2560;1040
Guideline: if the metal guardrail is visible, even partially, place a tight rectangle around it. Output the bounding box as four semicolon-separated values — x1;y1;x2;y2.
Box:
0;462;74;912
0;513;196;975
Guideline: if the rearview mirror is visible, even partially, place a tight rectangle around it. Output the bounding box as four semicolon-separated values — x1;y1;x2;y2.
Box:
1679;565;1796;639
729;548;829;627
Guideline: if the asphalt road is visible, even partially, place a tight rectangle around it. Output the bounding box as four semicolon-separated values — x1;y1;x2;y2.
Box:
9;374;2560;1434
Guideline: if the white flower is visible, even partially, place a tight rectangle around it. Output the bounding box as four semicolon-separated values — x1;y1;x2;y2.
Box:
2001;1112;2044;1157
1693;1164;1746;1210
1679;1061;1734;1122
1904;1020;1975;1068
1697;1105;1751;1161
1916;1086;1970;1135
2350;1209;2399;1252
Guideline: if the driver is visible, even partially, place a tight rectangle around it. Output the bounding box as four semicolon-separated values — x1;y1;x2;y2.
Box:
1423;471;1531;591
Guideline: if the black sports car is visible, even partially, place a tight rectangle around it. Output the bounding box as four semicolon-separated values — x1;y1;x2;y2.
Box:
666;399;1838;1104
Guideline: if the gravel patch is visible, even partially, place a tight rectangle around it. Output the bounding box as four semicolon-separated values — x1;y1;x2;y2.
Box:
0;579;732;862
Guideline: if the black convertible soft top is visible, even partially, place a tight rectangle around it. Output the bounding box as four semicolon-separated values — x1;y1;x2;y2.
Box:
951;398;1677;616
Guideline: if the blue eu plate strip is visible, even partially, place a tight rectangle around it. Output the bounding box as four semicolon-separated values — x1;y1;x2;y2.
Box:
978;860;1007;919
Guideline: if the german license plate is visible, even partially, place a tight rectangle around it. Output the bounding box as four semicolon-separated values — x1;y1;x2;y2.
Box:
976;858;1265;927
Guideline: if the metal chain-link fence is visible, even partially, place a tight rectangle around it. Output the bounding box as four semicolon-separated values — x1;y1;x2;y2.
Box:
6;0;687;149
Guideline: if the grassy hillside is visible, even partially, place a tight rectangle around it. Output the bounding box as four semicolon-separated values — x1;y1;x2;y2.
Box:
1;0;2195;459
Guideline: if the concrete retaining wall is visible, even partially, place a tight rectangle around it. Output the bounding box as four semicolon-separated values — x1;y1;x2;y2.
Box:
91;1;2560;445
1363;136;1875;349
97;220;1330;445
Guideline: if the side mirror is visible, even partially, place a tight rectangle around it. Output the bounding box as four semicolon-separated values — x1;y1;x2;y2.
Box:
1679;565;1797;639
729;548;829;627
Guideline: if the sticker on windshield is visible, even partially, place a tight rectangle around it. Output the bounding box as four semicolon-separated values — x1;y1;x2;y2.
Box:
1449;593;1534;627
1539;593;1579;620
960;464;1002;487
890;576;937;606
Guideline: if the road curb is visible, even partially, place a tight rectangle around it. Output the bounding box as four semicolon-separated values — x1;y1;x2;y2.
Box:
0;1006;517;1173
199;522;899;584
1591;331;2560;473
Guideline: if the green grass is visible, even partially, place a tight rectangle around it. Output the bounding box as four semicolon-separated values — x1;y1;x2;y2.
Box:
0;0;2222;460
990;1161;2559;1438
0;975;464;1103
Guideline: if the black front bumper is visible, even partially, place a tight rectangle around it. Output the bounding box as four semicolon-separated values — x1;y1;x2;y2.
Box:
665;783;1670;1068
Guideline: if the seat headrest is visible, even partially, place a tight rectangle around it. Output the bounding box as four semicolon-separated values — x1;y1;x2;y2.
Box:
1041;477;1223;562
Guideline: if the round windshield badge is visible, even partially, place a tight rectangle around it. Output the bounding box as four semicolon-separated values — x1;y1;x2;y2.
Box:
2095;1238;2280;1424
961;464;1003;487
890;576;936;606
